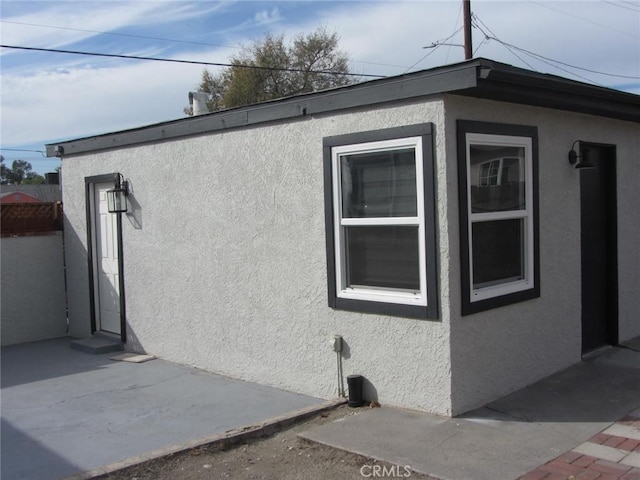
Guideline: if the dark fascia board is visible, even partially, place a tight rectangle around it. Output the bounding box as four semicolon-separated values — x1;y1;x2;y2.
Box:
456;61;640;123
45;58;640;157
45;61;478;158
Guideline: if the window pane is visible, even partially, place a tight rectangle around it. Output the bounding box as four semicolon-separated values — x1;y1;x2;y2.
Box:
469;145;525;213
472;219;524;289
341;148;417;218
345;226;419;290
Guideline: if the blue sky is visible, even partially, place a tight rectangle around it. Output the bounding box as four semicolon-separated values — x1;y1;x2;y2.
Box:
1;0;638;175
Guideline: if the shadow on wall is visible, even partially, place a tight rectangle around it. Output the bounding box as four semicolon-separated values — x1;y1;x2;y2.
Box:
362;376;379;403
454;345;640;423
125;181;142;229
63;193;148;356
339;338;378;404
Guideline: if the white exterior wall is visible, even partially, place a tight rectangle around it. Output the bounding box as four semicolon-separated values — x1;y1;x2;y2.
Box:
62;98;456;415
443;95;640;414
1;234;67;346
61;93;639;416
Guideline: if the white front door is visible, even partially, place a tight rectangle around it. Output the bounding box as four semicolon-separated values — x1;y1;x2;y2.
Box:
93;182;121;334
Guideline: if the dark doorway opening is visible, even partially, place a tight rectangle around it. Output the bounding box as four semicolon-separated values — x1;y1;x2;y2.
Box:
580;143;618;355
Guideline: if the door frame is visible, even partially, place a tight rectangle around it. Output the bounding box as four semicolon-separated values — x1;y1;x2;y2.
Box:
85;173;127;343
579;142;618;353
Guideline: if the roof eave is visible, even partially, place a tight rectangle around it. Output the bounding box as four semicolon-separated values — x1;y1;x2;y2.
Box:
45;62;481;158
455;63;640;123
46;58;640;158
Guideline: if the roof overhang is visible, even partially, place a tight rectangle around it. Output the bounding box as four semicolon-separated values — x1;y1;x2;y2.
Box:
46;58;640;158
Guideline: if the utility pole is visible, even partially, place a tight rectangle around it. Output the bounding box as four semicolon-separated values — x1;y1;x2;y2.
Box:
463;0;473;60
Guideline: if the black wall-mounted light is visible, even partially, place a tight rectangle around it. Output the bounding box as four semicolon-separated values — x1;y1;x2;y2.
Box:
568;141;596;170
107;173;129;213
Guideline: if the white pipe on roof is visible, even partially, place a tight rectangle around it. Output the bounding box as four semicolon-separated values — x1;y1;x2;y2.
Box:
188;92;210;116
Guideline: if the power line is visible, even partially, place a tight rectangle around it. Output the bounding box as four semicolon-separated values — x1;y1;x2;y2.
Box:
471;14;640;83
1;19;411;73
0;20;241;50
0;148;46;157
405;25;465;74
474;20;598;83
446;2;464;64
0;44;384;78
495;37;638;80
472;15;537;72
602;1;640;13
528;1;640;39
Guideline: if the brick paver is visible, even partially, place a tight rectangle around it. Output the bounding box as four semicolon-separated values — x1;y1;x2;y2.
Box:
520;410;640;480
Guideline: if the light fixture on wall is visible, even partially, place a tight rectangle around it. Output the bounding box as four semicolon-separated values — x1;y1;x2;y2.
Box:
107;173;129;213
568;141;596;170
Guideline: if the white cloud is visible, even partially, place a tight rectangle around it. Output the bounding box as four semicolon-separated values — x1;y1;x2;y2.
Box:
0;0;638;158
254;7;282;26
276;1;639;83
0;1;231;54
0;46;235;145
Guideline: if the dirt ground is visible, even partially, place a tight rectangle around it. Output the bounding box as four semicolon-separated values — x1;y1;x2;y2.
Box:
97;404;435;480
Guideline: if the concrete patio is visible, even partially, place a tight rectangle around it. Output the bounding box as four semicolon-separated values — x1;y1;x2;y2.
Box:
301;343;640;480
1;337;326;480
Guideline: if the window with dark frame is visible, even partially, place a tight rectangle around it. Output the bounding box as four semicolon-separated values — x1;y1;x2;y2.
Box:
457;121;540;315
323;124;438;320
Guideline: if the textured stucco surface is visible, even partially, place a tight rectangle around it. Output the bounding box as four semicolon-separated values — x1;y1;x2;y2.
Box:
61;98;455;415
1;234;67;346
444;94;640;414
60;93;639;416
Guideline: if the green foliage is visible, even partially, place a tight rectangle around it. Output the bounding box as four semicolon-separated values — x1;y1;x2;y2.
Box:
22;173;46;185
0;157;44;185
188;28;356;114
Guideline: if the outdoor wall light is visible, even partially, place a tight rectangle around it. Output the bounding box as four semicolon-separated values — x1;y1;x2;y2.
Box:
568;141;596;170
107;173;129;213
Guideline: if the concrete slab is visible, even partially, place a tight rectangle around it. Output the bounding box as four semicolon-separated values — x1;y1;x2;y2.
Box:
300;346;640;480
70;336;123;354
622;335;640;352
622;452;640;468
110;352;156;363
1;338;324;480
573;442;627;462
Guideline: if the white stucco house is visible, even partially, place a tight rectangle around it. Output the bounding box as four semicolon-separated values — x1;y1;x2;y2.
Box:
47;58;640;416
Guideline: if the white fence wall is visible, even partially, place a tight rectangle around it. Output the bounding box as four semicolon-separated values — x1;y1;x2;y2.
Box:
1;234;67;346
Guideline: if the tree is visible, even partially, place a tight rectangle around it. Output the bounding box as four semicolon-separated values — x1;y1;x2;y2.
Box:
22;172;46;185
187;28;357;114
0;156;9;184
0;157;44;185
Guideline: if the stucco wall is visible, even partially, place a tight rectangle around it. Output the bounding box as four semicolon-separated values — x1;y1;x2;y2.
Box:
61;98;455;415
1;234;67;346
60;94;639;415
443;95;640;414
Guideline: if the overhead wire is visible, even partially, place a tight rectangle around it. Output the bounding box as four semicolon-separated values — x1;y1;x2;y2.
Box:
471;13;640;84
404;25;464;74
0;148;46;157
471;15;537;71
0;44;384;78
602;1;640;14
473;21;597;83
472;36;488;56
1;19;411;73
528;1;640;39
0;20;241;50
445;2;464;64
